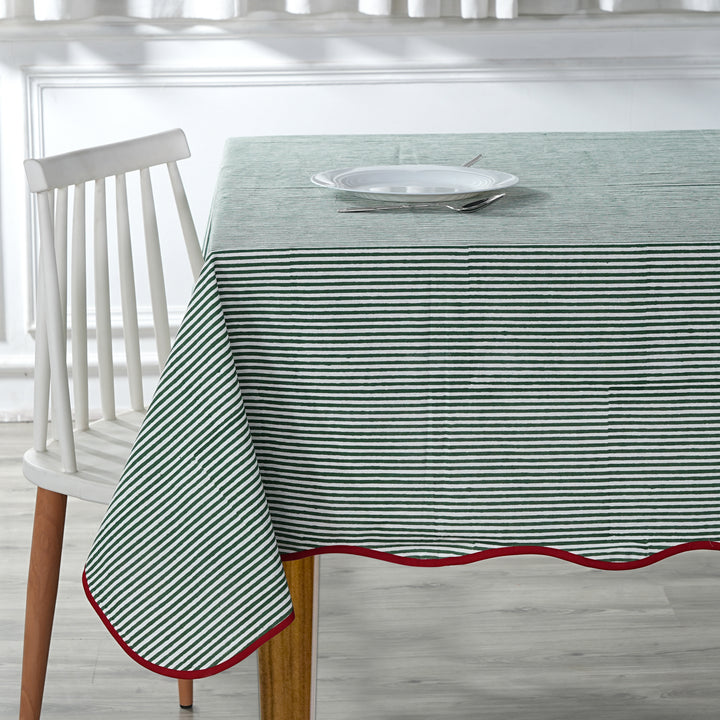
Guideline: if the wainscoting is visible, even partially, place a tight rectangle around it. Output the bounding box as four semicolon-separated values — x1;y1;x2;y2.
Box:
1;13;720;418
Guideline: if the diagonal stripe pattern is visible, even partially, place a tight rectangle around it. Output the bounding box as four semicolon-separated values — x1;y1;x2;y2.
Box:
84;264;293;675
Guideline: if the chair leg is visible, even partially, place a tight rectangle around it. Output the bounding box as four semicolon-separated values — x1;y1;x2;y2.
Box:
19;487;68;720
257;556;318;720
178;679;193;708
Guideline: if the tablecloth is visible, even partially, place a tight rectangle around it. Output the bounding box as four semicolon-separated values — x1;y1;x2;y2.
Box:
84;130;720;679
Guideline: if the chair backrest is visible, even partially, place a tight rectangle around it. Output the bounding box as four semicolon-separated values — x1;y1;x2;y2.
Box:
25;128;204;473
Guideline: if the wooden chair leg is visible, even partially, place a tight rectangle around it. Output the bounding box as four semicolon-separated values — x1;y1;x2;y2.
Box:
178;679;193;709
258;556;318;720
19;487;68;720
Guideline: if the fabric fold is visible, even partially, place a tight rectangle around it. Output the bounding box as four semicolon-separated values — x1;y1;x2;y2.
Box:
83;257;293;678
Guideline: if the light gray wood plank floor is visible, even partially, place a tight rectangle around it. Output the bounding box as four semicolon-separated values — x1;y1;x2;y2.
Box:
2;421;720;719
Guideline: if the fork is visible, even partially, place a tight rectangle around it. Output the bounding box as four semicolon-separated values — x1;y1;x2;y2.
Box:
338;193;505;214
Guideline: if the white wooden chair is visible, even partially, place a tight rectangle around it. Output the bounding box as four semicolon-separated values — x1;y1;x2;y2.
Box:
19;129;204;720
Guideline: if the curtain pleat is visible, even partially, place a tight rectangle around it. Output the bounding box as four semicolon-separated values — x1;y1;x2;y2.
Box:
0;0;716;21
599;0;720;9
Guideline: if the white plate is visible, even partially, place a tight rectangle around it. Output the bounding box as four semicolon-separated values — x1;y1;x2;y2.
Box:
311;164;519;203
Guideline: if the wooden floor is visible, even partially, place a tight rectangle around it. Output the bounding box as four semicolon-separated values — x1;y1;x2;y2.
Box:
2;421;720;720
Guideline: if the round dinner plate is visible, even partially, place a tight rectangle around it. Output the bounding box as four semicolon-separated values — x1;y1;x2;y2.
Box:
310;164;519;203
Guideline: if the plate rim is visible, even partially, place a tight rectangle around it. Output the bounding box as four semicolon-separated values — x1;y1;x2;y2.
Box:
310;163;519;202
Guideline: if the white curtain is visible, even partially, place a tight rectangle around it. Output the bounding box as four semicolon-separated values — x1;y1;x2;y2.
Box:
0;0;716;21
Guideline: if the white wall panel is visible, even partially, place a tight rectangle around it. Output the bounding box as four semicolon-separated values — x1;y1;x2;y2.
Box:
1;15;719;418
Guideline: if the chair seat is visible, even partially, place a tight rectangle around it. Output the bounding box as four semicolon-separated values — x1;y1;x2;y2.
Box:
23;410;145;504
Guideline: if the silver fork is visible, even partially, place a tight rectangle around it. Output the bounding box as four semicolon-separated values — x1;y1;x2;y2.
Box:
463;151;483;167
338;193;505;214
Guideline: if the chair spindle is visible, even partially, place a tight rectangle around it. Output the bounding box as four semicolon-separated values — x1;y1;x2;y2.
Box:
167;160;203;280
115;173;144;412
54;187;68;322
93;178;115;420
33;255;50;454
37;190;76;471
49;188;69;444
71;183;89;430
139;167;171;370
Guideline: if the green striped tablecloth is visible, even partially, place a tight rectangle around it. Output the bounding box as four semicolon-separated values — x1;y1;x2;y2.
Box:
84;130;720;678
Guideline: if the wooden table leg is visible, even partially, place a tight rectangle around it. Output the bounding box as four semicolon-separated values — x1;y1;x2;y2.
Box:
257;556;318;720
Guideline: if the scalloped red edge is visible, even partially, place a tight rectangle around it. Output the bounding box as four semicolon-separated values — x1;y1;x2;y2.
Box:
83;540;720;679
282;540;720;570
82;571;295;679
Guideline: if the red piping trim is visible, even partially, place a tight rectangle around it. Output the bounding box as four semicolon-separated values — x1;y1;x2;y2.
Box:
281;540;720;570
83;540;720;678
82;570;295;680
